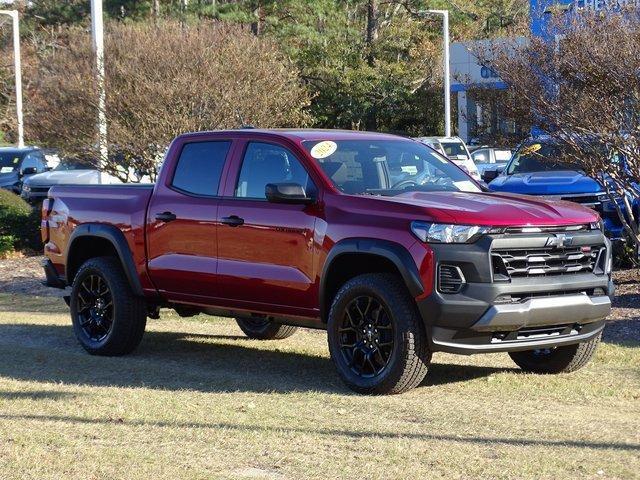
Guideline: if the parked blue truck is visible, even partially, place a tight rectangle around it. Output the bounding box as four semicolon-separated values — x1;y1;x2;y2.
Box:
487;137;639;254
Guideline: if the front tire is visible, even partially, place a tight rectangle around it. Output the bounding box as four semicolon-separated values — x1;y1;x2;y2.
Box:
70;256;147;356
236;317;298;340
509;333;601;374
327;273;431;395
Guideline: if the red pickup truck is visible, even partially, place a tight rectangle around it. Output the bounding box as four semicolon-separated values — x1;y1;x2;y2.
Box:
41;129;613;394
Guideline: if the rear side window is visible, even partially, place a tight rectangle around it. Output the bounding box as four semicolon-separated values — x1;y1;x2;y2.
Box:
172;141;231;196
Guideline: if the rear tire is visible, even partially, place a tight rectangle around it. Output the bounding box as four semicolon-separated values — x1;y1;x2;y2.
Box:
70;256;147;356
509;333;601;374
236;317;298;340
327;273;431;395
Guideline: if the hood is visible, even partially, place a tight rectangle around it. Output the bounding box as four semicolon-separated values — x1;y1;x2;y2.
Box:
24;169;100;186
488;170;602;195
0;170;18;186
379;190;599;226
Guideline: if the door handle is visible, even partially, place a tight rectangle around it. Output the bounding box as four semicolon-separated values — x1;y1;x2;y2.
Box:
221;215;244;227
155;211;177;222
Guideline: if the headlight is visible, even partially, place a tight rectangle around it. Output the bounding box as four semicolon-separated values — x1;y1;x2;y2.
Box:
411;221;490;243
589;220;604;232
22;184;30;192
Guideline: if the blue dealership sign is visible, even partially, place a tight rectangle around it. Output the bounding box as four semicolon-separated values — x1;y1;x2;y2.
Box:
531;0;640;37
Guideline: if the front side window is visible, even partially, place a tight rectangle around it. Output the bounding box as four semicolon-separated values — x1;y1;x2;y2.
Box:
302;139;480;196
235;142;315;199
172;141;231;196
471;149;490;164
21;153;41;171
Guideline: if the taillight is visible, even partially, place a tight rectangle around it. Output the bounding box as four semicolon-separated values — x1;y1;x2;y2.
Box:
41;198;51;244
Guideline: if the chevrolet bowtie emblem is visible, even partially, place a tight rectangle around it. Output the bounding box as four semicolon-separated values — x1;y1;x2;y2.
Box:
546;233;573;248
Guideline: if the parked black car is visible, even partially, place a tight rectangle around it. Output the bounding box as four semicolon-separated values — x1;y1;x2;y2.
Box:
0;147;48;194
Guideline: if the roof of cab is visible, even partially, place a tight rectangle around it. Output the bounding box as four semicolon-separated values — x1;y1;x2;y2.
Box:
177;128;411;143
0;146;39;153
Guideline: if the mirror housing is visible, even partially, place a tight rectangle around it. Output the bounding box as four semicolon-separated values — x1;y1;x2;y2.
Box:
265;183;315;205
482;169;500;183
20;167;38;176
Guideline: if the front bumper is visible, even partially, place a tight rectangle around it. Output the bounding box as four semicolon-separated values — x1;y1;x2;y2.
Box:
417;229;613;354
21;187;49;203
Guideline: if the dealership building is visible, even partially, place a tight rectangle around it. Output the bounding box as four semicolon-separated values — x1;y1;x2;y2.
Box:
451;0;639;142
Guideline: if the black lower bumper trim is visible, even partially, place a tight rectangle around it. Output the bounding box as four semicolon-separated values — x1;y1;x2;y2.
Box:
430;320;605;354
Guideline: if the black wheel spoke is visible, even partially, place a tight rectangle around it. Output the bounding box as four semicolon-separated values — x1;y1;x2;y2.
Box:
338;295;394;378
77;273;114;343
361;297;372;317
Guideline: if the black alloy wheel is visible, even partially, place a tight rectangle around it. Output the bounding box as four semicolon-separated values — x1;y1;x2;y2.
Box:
76;273;114;343
338;295;394;378
327;273;431;395
70;256;147;356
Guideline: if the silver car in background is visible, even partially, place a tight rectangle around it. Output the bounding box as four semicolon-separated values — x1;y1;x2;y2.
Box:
21;158;122;203
415;136;480;181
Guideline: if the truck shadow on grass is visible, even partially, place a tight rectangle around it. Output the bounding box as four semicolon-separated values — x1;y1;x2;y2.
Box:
0;411;638;452
0;323;515;394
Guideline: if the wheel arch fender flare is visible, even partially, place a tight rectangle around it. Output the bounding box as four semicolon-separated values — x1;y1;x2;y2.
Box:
66;223;144;297
319;238;424;321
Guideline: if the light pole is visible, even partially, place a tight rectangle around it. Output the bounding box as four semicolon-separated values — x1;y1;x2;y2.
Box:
0;10;24;148
90;0;107;180
420;10;452;138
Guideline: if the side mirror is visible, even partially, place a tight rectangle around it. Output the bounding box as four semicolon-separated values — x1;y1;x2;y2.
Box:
265;183;315;205
482;169;500;183
20;167;38;176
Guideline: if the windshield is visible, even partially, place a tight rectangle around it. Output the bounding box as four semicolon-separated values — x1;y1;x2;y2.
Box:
54;159;95;171
440;141;469;159
0;152;25;173
506;142;578;175
302;139;480;196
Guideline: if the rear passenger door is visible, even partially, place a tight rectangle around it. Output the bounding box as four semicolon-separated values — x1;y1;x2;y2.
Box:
146;139;233;302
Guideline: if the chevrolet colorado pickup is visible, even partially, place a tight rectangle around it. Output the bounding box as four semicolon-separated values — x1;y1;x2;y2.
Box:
42;129;614;394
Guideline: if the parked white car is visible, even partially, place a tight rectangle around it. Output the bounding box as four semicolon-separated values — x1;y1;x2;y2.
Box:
415;136;480;180
21;159;122;203
471;147;513;182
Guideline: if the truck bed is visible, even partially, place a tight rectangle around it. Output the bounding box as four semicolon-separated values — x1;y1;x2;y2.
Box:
43;184;155;287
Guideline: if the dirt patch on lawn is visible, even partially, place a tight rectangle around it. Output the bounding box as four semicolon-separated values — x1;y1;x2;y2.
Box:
0;255;66;298
0;256;637;343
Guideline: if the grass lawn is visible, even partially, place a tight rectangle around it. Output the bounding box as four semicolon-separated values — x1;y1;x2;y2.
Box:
0;293;638;479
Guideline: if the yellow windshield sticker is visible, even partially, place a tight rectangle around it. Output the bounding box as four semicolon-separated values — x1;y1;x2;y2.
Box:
520;144;542;156
13;157;19;164
310;141;338;159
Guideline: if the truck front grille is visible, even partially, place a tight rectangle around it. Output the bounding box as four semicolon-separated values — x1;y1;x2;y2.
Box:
492;245;604;279
560;195;603;213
